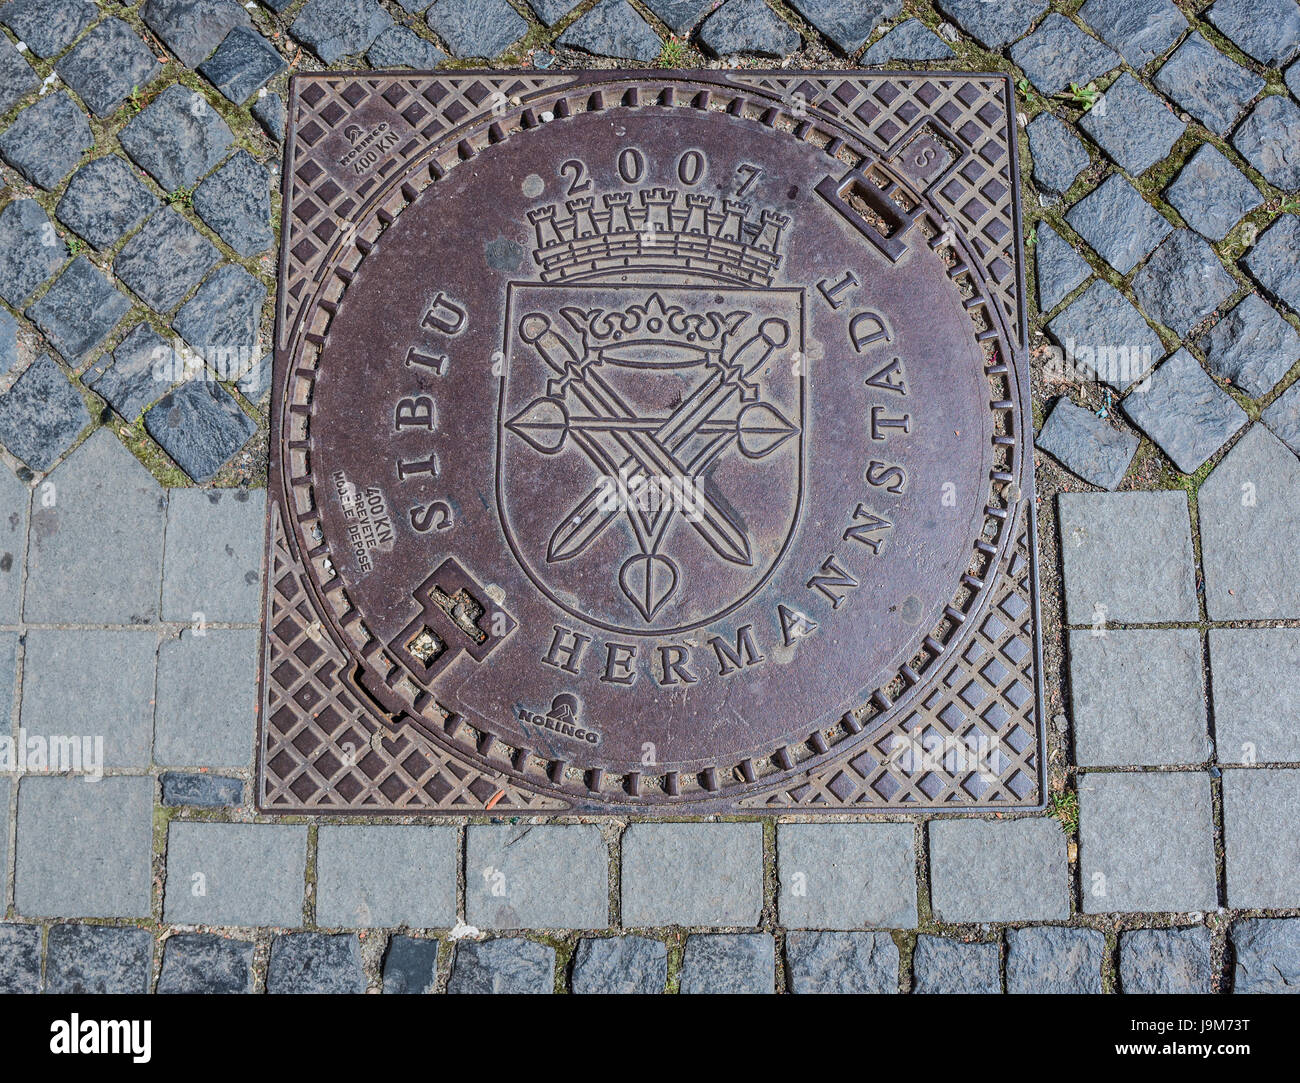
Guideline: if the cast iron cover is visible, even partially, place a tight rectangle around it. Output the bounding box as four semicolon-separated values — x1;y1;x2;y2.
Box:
260;69;1044;814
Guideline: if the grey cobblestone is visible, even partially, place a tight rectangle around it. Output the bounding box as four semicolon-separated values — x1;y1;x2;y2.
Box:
1262;378;1300;456
679;932;774;994
56;17;163;119
427;0;528;59
1198;424;1300;620
142;0;252;68
1243;213;1300;315
24;429;166;623
448;937;554;994
786;0;899;56
1206;0;1300;69
1065;174;1172;275
0;37;35;116
700;0;800;59
1222;769;1300;910
571;935;668;994
115;208;221;315
929;818;1069;923
1130;231;1236;338
251;91;286;143
559;0;662;64
641;0;712;35
26;255;131;363
85;323;174;422
145;378;258;483
1079;771;1217;914
1137;389;1223;477
1069;628;1207;766
466;823;607;929
0;0;94;60
164;822;307;926
291;0;393;65
0;198;66;306
1231;94;1300;191
154;628;258;768
0;307;13;377
119;84;235;193
1077;73;1185;177
15;776;154;919
45;925;152;994
1119;926;1213;993
1010;13;1119;97
0;92;94;191
1164;145;1263;243
1046;279;1164;391
162;487;266;622
912;935;999;994
784;930;898;994
1211;630;1300;765
159;772;245;807
528;0;580;27
159;933;254;993
1231;918;1300;994
860;19;953;66
1153;32;1265;136
0;923;41;994
0;353;90;472
1077;0;1186;70
172;263;266;377
367;26;447;70
1034;223;1090;313
1006;926;1105;994
267;932;365;993
934;0;1045;50
1036;397;1138;490
1058;490;1198;624
622;822;763;927
1026;113;1091;197
777;821;916;929
21;628;157;768
317;825;457;928
1199;294;1300;399
382;935;439;994
199;26;287;105
55;156;160;250
193;150;273;258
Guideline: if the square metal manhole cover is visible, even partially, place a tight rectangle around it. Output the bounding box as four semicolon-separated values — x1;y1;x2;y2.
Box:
259;69;1044;815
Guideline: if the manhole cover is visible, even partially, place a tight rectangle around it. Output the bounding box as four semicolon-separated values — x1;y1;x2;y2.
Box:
260;70;1044;814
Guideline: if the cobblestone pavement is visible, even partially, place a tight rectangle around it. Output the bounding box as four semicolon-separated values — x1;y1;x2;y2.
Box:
1;0;1299;994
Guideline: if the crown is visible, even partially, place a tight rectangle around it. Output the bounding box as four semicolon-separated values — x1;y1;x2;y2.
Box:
529;187;789;287
559;292;750;353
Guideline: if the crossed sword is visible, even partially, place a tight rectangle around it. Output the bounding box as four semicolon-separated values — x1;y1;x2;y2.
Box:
515;311;792;569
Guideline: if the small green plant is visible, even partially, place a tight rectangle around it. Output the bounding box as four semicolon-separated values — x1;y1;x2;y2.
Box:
125;85;144;115
1279;195;1300;215
1049;791;1079;833
657;36;689;68
66;236;85;256
1015;77;1039;108
1065;81;1101;111
167;185;195;208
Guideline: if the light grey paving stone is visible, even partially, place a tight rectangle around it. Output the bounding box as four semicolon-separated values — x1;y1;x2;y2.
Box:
861;18;954;65
1046;279;1164;391
929;818;1069;923
55;156;160;251
1036;398;1138;490
1006;927;1105;994
1119;926;1213;993
14;776;154;919
1153;33;1265;136
0;631;14;727
786;0;899;56
1207;0;1300;68
621;822;763;927
159;771;244;807
912;935;1000;994
1034;222;1089;312
934;0;1046;49
20;629;157;769
142;0;253;67
267;932;364;993
0;198;66;307
0;91;93;190
1223;768;1300;909
1231;918;1300;994
571;935;668;994
367;25;446;69
699;0;800;58
158;933;254;993
0;461;28;623
162;487;266;622
193;150;273;258
154;628;258;768
24;429;166;623
776;821;916;928
1025;112;1090;196
0;342;85;466
1065;173;1172;275
291;0;393;63
1198;294;1300;399
1210;629;1300;765
118;83;235;193
1130;230;1236;338
1262;378;1300;456
466;823;607;929
45;925;153;994
1232;94;1300;191
558;0;662;63
1078;73;1185;176
317;825;457;928
1069;629;1208;767
427;0;528;59
1244;214;1300;315
1198;424;1300;620
0;923;41;994
679;933;774;994
448;938;554;994
0;0;94;59
1078;771;1217;913
0;36;35;116
164;821;307;926
1165;145;1263;243
1010;13;1119;97
85;324;176;423
56;17;163;118
0;778;7;900
146;378;258;484
25;255;131;364
1123;351;1248;475
1057;490;1198;625
785;930;898;994
115;208;220;315
198;25;286;105
1077;0;1186;70
382;935;439;994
